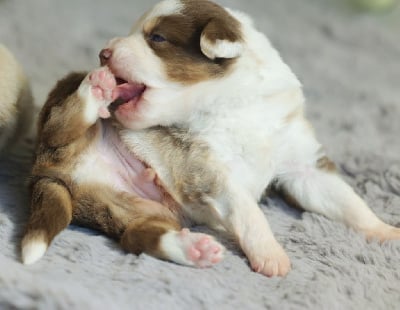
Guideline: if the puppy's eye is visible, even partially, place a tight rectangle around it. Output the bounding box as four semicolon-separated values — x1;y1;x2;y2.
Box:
150;34;166;43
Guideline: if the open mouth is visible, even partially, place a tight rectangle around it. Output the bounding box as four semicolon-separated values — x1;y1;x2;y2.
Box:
110;78;146;112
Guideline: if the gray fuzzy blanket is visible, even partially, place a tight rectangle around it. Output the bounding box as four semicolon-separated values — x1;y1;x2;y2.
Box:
1;0;400;309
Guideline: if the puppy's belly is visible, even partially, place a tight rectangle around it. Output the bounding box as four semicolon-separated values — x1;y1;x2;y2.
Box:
72;122;163;202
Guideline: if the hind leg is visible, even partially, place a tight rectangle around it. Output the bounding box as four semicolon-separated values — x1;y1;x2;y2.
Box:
121;217;224;268
21;178;73;264
275;129;400;242
277;165;400;241
74;185;224;267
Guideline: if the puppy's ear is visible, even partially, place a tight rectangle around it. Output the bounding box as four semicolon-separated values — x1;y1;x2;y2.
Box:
200;16;243;60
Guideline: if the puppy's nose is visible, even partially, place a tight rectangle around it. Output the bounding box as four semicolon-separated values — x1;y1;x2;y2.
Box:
99;48;112;65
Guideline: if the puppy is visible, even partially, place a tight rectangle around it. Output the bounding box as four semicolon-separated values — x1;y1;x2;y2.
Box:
21;68;224;267
22;0;400;277
98;0;400;277
0;45;33;152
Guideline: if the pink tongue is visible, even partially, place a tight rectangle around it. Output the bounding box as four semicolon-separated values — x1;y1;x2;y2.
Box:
116;83;145;101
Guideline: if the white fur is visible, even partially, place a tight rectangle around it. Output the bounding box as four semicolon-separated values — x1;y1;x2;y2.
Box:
129;0;183;34
106;0;399;276
71;140;109;185
200;37;243;59
70;124;124;188
78;78;101;124
146;0;182;20
159;230;193;266
22;239;48;265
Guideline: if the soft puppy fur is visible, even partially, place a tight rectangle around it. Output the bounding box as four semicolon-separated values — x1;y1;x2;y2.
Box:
21;68;225;267
22;0;400;277
0;45;33;152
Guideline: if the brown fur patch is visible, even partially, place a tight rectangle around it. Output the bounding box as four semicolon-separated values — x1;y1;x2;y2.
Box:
121;215;181;257
25;178;73;244
38;72;97;149
143;0;242;84
181;0;242;43
72;183;182;240
316;156;337;172
73;182;182;258
131;126;225;206
31;72;100;188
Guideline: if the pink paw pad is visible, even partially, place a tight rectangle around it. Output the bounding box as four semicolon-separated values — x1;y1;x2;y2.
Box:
88;67;117;102
179;229;225;268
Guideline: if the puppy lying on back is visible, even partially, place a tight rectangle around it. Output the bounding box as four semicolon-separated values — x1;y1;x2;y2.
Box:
0;45;33;152
21;68;224;267
23;0;400;277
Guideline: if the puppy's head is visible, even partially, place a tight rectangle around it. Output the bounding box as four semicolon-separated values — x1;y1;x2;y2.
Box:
101;0;244;129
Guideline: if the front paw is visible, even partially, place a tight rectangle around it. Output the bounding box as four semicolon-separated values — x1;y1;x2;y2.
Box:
79;67;117;121
247;242;291;277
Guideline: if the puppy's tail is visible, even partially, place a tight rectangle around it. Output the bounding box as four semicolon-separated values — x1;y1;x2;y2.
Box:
21;176;73;265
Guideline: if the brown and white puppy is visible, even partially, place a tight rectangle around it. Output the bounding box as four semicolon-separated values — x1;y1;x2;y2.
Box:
21;68;224;267
22;0;400;277
99;0;400;277
0;45;33;152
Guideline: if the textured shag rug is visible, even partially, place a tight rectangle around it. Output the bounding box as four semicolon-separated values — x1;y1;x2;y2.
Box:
1;0;400;308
